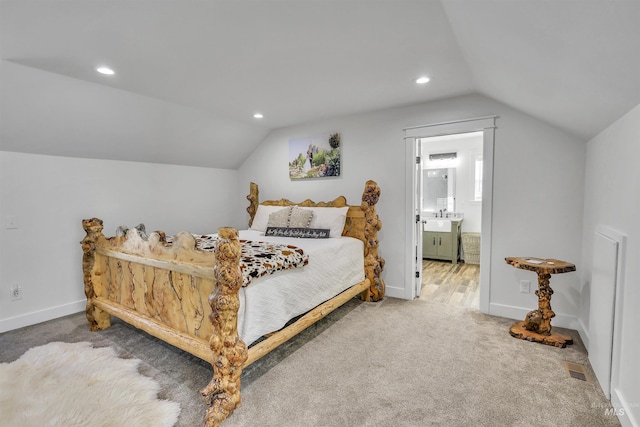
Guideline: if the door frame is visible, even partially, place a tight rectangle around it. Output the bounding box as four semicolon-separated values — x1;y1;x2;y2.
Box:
404;116;496;313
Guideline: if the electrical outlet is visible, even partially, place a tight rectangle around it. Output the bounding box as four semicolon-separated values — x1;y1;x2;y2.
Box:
10;284;22;301
5;215;18;229
519;280;530;293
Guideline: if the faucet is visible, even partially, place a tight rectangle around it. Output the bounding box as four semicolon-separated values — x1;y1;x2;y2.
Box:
439;209;443;218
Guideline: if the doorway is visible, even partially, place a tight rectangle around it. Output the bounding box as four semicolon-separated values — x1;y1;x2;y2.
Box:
418;132;483;308
403;116;496;314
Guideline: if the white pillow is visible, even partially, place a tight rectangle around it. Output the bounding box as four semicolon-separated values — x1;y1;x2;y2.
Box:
297;206;349;237
250;205;289;232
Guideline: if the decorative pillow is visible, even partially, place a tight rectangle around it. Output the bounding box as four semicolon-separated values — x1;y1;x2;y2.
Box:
288;206;314;229
266;227;330;239
250;205;289;232
266;207;293;228
296;206;349;238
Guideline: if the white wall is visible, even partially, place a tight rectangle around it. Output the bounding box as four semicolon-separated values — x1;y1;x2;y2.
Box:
0;151;238;332
580;104;640;426
237;93;587;328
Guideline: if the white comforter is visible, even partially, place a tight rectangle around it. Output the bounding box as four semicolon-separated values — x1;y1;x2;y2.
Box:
236;230;365;345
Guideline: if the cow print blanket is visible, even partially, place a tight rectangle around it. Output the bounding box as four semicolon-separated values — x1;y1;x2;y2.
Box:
166;234;309;287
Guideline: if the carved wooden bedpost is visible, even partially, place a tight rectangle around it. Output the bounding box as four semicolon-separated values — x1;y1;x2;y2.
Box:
361;180;386;302
200;227;248;427
81;218;111;331
246;182;259;228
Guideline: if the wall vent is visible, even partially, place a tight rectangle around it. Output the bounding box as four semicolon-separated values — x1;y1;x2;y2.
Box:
562;361;591;382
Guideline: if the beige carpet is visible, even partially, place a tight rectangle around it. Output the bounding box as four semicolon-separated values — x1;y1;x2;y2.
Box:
0;297;621;427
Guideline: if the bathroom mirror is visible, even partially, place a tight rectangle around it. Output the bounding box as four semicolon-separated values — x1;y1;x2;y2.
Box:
423;168;456;212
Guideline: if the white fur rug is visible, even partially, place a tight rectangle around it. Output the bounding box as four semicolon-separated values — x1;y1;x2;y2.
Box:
0;341;180;427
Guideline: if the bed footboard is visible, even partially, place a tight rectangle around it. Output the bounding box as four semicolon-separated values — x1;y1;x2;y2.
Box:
81;219;246;427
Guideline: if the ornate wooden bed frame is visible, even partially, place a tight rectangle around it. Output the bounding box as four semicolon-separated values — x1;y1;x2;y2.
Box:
81;180;385;427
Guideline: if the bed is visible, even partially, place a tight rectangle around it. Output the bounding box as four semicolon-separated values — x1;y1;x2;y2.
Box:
81;180;385;427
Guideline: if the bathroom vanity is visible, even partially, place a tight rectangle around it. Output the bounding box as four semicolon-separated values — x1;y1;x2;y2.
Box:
422;218;462;264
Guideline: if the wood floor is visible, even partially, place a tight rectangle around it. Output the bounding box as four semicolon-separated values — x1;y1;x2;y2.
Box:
419;259;480;309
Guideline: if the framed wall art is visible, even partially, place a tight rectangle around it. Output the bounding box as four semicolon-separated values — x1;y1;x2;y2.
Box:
288;132;341;180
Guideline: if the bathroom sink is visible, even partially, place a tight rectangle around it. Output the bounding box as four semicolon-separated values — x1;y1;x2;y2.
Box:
423;219;451;232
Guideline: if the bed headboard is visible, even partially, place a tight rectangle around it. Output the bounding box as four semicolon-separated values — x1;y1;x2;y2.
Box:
246;180;385;301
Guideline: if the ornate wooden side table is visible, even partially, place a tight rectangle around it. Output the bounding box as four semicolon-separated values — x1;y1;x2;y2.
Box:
505;257;576;348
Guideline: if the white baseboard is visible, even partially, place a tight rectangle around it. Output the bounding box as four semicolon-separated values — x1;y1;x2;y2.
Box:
0;299;86;333
577;316;590;350
488;302;579;330
612;387;639;427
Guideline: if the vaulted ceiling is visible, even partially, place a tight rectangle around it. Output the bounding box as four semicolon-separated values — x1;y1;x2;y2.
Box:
1;0;638;168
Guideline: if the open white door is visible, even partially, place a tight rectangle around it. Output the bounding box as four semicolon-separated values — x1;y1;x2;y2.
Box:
405;136;422;299
414;139;423;297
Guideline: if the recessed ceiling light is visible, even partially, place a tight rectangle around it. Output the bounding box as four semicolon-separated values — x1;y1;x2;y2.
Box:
253;113;264;119
96;66;115;75
416;76;430;84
